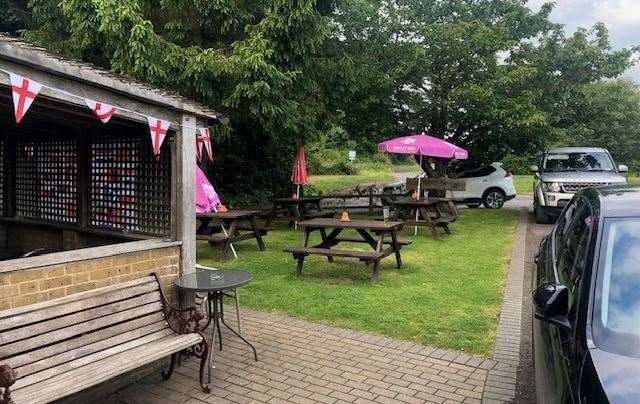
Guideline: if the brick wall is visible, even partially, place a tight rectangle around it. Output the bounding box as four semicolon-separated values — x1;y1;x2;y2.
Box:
0;246;180;311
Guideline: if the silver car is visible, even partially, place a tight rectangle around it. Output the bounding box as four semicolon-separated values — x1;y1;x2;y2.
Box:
530;147;628;223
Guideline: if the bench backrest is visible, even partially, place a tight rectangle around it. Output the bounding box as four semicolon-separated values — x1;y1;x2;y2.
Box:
0;276;168;384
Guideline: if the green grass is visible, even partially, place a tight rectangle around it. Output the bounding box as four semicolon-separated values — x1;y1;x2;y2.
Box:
513;175;640;194
197;208;520;356
309;167;394;194
513;175;533;195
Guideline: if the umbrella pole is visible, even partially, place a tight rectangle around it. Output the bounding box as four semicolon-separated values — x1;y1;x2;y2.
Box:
214;206;238;259
295;184;300;230
415;155;422;235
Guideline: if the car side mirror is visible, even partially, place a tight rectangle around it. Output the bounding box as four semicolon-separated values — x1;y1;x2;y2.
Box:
529;165;539;173
533;283;571;331
618;165;629;173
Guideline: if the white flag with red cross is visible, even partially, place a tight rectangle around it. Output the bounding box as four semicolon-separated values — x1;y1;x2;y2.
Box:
10;73;42;123
85;99;116;123
146;116;171;158
198;127;213;161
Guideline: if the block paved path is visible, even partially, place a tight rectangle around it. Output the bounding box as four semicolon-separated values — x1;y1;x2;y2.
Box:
102;308;497;404
99;207;530;404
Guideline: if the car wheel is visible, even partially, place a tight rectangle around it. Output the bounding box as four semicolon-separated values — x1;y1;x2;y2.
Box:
482;189;506;209
534;201;552;224
466;204;481;208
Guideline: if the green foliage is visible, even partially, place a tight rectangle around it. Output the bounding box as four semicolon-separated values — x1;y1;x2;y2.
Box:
501;153;538;175
1;0;637;195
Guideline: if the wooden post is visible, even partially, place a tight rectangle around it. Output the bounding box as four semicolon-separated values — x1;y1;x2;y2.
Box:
175;114;197;276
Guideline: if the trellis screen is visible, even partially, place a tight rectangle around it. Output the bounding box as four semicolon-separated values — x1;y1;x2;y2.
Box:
89;135;171;236
15;139;79;224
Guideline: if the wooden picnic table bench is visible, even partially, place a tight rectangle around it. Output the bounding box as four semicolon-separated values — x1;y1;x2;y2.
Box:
392;198;459;239
197;210;267;258
0;274;210;404
284;218;406;281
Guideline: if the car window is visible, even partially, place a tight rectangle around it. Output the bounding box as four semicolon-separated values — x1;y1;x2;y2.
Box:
456;166;496;179
556;201;593;317
553;197;580;261
593;219;640;357
542;152;614;172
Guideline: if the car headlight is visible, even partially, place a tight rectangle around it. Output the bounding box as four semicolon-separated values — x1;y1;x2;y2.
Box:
543;182;561;192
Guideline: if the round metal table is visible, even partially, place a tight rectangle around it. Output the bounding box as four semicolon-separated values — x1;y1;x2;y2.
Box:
174;269;257;382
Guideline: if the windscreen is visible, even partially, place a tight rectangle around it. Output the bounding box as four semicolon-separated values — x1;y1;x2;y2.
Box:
542;152;614;172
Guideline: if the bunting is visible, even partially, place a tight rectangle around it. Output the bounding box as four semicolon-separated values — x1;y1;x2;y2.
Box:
10;73;42;123
147;116;171;158
85;99;116;123
1;69;217;159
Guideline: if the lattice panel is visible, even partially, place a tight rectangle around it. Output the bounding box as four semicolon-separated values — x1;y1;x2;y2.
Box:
90;135;171;235
15;140;79;223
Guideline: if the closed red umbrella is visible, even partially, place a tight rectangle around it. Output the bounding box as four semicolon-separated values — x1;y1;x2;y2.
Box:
291;144;309;197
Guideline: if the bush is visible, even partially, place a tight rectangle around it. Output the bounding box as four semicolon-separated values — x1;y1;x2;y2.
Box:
307;146;357;175
501;153;538;175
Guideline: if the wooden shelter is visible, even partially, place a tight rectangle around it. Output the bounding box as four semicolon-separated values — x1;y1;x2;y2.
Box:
0;35;221;310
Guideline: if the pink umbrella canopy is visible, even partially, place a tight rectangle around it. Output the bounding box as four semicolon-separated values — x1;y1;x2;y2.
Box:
377;134;468;160
291;144;309;185
195;165;222;213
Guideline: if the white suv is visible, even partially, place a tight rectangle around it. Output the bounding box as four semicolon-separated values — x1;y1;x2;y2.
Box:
450;162;517;209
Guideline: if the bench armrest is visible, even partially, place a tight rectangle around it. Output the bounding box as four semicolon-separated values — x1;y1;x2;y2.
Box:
150;273;209;334
0;364;17;404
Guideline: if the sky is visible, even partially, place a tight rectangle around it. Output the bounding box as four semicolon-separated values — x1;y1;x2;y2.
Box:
528;0;640;82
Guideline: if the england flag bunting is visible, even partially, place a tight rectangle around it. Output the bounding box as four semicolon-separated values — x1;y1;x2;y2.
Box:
198;128;213;161
195;134;204;162
147;116;171;158
10;73;42;123
85;99;116;123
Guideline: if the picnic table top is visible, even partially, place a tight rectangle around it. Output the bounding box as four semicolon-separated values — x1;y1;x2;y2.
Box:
298;218;403;230
392;198;452;207
272;196;322;204
197;210;262;219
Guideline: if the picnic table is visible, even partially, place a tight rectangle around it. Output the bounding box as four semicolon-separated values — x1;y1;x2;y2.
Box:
268;197;334;227
197;210;266;258
392;198;459;239
284;218;409;281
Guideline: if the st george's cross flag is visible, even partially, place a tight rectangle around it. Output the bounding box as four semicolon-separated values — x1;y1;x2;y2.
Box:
10;73;42;123
147;116;171;158
85;99;116;123
198;127;213;161
195;134;204;162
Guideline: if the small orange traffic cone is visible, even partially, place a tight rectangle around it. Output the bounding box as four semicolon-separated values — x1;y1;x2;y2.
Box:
340;210;350;222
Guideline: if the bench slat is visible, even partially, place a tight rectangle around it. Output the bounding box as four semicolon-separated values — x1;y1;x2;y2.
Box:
0;290;161;346
0;276;156;322
0;302;162;358
12;321;171;378
13;328;178;391
0;281;159;333
285;247;384;260
5;313;166;369
12;333;201;404
334;237;412;246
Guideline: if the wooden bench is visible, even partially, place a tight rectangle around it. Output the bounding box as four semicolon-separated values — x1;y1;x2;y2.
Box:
0;274;210;404
284;247;385;274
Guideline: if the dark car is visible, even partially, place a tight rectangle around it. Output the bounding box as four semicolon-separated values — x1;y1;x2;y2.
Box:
533;185;640;403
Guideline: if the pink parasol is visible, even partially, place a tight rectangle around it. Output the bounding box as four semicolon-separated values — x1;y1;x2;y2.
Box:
377;134;468;160
195;165;221;213
195;165;237;258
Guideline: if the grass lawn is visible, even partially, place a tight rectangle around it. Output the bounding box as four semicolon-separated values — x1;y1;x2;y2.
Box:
309;167;395;194
197;208;520;356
